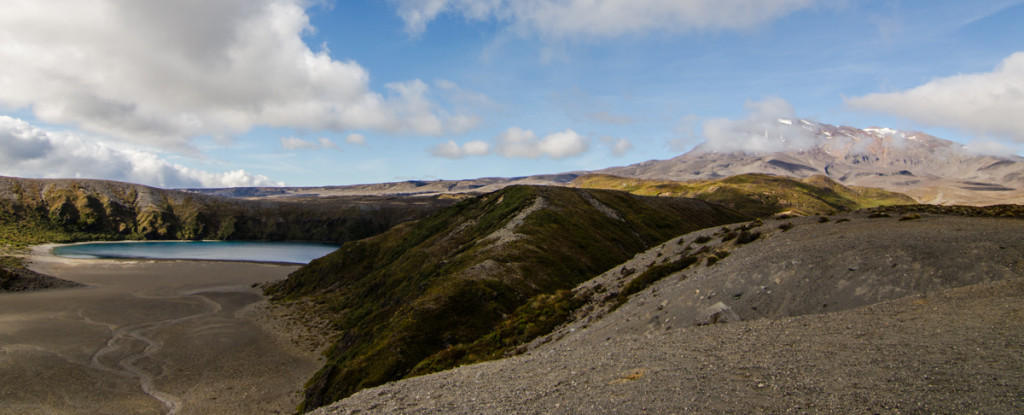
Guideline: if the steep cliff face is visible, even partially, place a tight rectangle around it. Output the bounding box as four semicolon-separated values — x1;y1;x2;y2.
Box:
0;176;451;245
267;185;749;410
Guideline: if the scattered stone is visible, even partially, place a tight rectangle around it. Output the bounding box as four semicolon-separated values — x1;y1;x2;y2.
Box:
693;302;741;326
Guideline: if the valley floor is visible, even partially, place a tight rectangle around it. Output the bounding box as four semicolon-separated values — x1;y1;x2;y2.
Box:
0;250;320;415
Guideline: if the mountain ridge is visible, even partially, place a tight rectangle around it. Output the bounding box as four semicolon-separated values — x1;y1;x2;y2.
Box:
0;175;451;245
599;120;1024;205
265;185;749;410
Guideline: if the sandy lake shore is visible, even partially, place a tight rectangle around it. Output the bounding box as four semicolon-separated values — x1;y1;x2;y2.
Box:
0;245;322;414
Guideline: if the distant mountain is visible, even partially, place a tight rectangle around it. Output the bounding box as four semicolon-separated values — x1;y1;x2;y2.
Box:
266;185;748;410
599;120;1024;205
190;121;1023;206
186;174;582;199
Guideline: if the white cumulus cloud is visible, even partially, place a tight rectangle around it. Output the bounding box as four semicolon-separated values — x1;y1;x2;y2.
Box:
601;136;634;156
0;0;482;149
699;97;821;153
281;136;339;150
281;137;320;150
431;127;589;159
346;133;367;146
494;127;588;159
0;116;282;188
847;52;1024;142
430;139;491;158
391;0;822;38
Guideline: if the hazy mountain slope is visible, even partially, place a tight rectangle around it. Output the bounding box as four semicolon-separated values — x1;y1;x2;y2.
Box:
0;176;451;245
598;121;1024;205
572;173;914;217
265;185;749;410
186;174;582;199
315;208;1024;414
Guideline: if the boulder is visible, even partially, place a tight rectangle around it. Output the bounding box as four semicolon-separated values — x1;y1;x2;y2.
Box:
693;302;741;326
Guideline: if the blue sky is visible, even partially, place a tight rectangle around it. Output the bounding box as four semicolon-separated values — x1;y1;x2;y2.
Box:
1;0;1023;188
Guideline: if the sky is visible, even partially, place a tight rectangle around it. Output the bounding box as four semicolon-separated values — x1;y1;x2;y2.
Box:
1;0;1023;188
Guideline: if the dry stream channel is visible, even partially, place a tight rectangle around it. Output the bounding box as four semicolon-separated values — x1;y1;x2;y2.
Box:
0;242;334;414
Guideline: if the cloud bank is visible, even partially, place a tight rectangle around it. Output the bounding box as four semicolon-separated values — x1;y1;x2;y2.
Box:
429;127;590;159
495;127;589;158
847;51;1024;142
391;0;821;38
699;98;821;153
430;140;491;158
0;117;282;188
281;137;339;150
0;0;480;149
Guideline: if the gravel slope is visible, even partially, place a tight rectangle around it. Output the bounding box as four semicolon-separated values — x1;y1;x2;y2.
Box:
314;214;1024;414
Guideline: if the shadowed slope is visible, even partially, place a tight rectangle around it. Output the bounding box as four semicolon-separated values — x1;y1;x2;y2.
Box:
266;185;748;410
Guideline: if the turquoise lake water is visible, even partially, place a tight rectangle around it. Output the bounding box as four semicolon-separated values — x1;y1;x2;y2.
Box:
52;241;340;264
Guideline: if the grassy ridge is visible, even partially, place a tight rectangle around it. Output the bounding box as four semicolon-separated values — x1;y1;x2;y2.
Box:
266;185;749;410
0;176;450;249
573;173;915;217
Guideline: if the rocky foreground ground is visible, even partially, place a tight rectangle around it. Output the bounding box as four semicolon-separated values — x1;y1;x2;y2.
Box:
314;213;1024;414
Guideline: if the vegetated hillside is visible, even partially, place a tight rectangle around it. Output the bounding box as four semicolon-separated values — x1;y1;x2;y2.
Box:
598;120;1024;205
573;173;915;217
0;176;453;247
265;185;749;410
316;206;1024;414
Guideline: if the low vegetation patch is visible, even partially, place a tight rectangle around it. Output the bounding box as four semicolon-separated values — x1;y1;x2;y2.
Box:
867;204;1024;218
410;289;588;376
616;256;700;306
735;230;760;244
573;173;915;217
705;250;730;266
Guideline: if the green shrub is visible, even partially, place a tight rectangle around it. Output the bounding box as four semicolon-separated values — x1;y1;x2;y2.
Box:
705;250;729;266
735;231;760;244
617;256;699;306
411;289;587;376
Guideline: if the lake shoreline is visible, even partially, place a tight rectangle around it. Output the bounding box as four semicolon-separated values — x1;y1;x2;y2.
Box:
38;240;339;266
